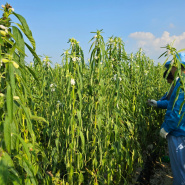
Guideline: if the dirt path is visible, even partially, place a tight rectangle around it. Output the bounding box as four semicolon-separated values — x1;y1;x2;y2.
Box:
129;144;173;185
150;149;173;185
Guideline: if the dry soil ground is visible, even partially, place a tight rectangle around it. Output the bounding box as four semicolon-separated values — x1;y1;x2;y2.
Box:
150;148;173;185
130;145;173;185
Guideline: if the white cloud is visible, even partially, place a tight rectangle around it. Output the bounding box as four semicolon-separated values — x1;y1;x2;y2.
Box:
128;31;185;63
129;32;155;40
170;23;175;28
138;40;147;46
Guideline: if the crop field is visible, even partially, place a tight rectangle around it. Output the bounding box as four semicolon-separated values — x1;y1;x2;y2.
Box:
1;3;183;185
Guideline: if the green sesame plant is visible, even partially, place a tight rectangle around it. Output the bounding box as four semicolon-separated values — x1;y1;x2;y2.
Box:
0;3;171;185
26;34;168;184
0;3;50;185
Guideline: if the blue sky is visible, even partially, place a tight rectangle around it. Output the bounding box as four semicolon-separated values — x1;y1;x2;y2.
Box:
2;0;185;65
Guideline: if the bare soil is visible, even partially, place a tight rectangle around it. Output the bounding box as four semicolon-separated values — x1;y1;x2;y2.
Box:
150;149;173;185
130;145;173;185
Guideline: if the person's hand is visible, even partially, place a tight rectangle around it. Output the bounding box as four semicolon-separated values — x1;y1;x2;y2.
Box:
160;128;168;138
148;99;157;107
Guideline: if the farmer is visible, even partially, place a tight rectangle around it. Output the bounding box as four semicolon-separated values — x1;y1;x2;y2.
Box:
159;52;185;184
148;64;175;163
148;67;174;108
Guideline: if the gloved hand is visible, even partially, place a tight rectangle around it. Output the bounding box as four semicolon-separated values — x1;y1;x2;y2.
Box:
160;128;168;138
148;99;157;107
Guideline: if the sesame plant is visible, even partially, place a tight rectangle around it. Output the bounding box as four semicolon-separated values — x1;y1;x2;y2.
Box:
0;3;170;185
0;3;50;185
25;31;168;184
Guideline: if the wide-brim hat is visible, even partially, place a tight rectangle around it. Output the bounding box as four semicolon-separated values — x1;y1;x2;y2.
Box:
165;52;185;68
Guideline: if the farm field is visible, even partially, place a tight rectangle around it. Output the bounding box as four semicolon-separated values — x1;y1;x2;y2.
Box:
0;3;180;185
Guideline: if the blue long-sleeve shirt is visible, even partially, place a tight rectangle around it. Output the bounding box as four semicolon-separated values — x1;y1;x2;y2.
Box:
157;84;175;109
157;93;169;109
161;78;185;137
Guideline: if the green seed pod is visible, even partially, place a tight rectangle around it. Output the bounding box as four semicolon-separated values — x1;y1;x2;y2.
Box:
0;30;6;36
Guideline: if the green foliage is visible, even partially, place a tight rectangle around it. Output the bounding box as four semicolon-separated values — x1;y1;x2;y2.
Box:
0;3;50;185
25;34;168;184
13;13;36;50
0;2;175;185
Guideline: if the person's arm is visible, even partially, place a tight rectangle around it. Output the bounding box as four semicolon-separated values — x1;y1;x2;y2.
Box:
148;92;169;109
158;84;175;109
157;100;169;109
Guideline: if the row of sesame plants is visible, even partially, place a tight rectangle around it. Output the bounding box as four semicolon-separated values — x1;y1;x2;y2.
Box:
0;3;174;185
26;32;169;184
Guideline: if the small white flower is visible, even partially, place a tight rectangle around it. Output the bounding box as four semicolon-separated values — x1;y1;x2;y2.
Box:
119;77;122;81
0;25;8;33
57;100;61;105
94;35;97;39
51;88;55;92
117;103;119;109
71;78;75;85
100;62;102;65
113;74;117;81
112;58;114;61
10;8;14;11
33;86;35;89
1;5;5;8
171;59;174;65
111;64;113;67
144;70;148;75
136;65;139;68
50;84;53;87
75;57;79;61
94;56;98;60
72;57;76;62
167;50;170;56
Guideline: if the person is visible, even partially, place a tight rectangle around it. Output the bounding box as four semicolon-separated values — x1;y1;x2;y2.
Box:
159;52;185;184
148;67;175;109
147;64;175;163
